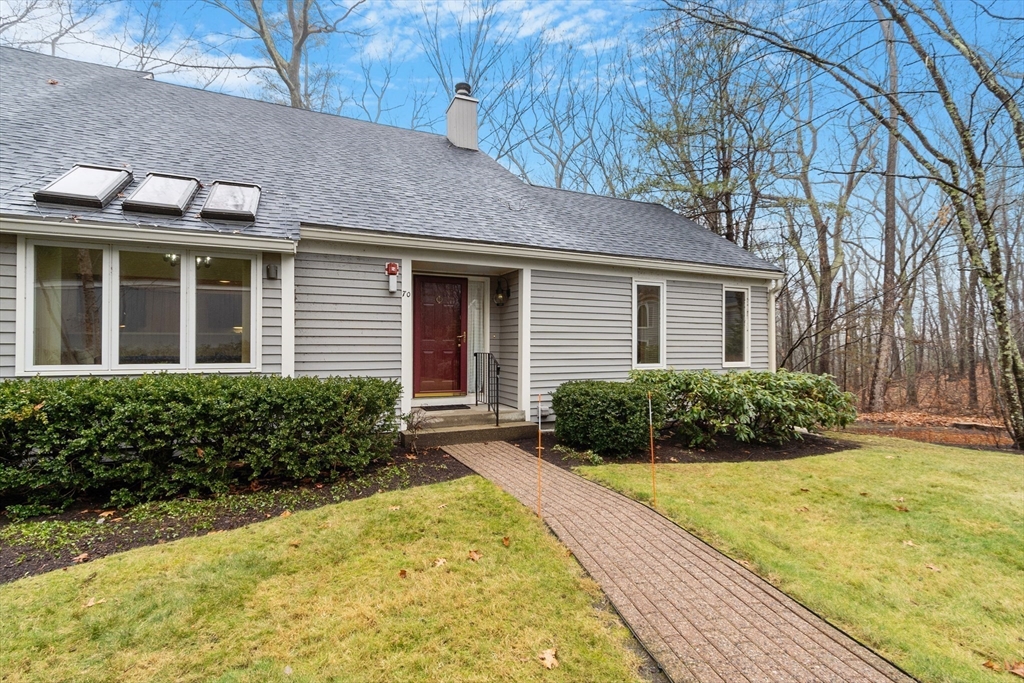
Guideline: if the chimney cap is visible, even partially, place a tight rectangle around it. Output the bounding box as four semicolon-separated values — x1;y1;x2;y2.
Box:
455;82;472;96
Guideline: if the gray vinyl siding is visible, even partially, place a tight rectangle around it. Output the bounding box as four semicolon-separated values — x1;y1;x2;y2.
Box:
665;280;771;371
261;252;282;374
531;270;632;418
750;285;770;370
0;234;15;378
494;270;519;408
665;279;724;370
294;252;402;378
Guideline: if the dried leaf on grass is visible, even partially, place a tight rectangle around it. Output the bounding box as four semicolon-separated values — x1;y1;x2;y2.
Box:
1008;661;1024;678
983;661;1001;671
437;504;448;509
83;597;105;607
288;540;301;548
280;510;292;518
502;536;511;547
538;648;559;669
925;564;941;572
72;552;89;563
903;540;916;547
795;506;810;512
388;506;401;511
399;569;407;579
467;550;482;562
434;558;447;567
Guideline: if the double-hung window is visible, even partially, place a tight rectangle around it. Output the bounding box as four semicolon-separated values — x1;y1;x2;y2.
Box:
26;240;258;373
723;287;749;367
634;280;665;367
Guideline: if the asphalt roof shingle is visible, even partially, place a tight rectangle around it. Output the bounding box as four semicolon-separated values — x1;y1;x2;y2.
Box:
0;47;781;274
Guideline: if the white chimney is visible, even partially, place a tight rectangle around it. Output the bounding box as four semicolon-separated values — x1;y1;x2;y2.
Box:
446;82;478;151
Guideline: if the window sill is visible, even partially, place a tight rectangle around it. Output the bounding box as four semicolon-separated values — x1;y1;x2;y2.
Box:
19;365;262;377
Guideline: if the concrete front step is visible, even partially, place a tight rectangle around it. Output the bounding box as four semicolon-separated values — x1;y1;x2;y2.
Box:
412;406;525;429
402;421;536;448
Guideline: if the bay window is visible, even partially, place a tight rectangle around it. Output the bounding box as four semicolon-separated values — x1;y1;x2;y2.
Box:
26;240;258;372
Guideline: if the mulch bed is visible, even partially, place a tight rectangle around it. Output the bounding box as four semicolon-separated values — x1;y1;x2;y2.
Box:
508;431;857;469
0;445;472;585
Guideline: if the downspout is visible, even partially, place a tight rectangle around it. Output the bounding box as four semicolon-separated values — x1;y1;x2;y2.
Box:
768;278;781;372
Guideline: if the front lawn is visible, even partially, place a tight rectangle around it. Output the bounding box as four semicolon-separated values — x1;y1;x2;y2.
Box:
579;433;1024;683
0;477;646;683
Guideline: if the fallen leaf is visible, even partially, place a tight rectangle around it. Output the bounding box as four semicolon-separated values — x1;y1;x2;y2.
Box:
669;456;678;462
437;504;447;509
405;453;417;460
925;564;941;572
47;78;59;85
196;447;205;458
795;506;809;512
112;517;123;522
284;665;293;676
903;540;916;547
885;455;894;459
434;558;447;567
1008;661;1024;678
800;488;810;492
72;552;89;563
280;510;292;518
538;648;559;669
502;536;510;547
288;540;300;548
99;511;115;517
859;492;869;496
83;597;105;607
468;550;482;562
388;506;401;511
983;661;1001;671
314;483;323;489
399;569;407;579
893;496;905;502
894;505;910;512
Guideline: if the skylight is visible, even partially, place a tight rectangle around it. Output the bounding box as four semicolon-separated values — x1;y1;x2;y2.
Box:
33;164;133;208
122;173;200;216
200;181;261;221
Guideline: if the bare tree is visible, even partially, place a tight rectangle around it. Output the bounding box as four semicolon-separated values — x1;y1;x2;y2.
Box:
672;0;1024;446
0;0;110;54
203;0;366;110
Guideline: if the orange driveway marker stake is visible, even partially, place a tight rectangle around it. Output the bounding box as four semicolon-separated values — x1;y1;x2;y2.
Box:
648;391;657;507
537;393;543;517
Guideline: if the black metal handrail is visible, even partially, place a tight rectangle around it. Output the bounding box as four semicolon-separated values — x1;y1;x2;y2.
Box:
473;352;500;427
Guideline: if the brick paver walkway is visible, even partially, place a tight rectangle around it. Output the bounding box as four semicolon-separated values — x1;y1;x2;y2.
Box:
443;441;915;683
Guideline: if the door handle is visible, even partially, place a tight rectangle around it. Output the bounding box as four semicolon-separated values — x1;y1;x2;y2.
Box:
456;332;466;346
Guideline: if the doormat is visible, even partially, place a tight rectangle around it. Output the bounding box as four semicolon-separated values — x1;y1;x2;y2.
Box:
420;405;471;411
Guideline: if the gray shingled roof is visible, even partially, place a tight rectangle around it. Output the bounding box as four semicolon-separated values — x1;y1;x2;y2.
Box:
0;47;780;273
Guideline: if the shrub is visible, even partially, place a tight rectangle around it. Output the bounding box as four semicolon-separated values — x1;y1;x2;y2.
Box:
551;380;666;457
0;374;401;515
631;369;856;446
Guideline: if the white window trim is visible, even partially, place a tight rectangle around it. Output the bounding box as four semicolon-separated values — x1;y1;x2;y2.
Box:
632;278;666;369
722;284;751;368
18;237;262;376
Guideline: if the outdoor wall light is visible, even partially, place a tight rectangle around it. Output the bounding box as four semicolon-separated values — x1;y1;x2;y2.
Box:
196;255;212;268
493;276;510;307
163;253;180;266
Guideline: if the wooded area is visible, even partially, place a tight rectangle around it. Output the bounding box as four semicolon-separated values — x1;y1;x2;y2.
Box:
2;0;1021;446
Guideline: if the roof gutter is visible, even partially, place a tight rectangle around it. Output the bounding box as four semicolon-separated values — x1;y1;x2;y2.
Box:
0;215;298;253
300;225;783;280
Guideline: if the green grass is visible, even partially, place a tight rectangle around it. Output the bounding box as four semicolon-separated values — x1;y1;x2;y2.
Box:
579;433;1024;683
0;477;645;683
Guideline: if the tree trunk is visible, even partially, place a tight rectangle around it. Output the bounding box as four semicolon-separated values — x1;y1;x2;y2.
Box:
867;8;899;412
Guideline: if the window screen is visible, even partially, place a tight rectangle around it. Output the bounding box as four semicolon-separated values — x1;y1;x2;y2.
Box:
33;245;104;365
119;251;181;364
195;256;251;363
34;165;133;208
122;174;200;216
725;290;747;363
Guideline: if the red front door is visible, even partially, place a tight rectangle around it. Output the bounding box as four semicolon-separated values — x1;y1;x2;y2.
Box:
414;275;468;396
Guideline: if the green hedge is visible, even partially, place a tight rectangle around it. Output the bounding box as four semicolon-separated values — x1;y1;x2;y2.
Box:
0;374;402;515
551;380;667;457
630;369;857;446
